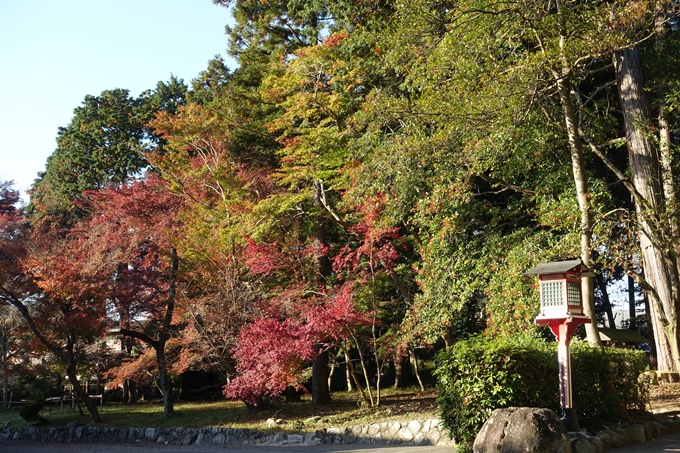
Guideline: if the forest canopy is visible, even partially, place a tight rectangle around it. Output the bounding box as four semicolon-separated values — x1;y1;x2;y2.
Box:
1;0;679;421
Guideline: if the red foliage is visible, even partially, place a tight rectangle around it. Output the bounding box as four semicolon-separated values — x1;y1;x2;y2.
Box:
223;317;314;405
223;284;371;406
77;175;183;324
323;32;350;47
244;239;288;276
224;198;405;406
332;198;402;276
305;283;373;342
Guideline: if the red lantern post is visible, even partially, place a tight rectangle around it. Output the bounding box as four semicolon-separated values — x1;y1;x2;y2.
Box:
525;259;594;431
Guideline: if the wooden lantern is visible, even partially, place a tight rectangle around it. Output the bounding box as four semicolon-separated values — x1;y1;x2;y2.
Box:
525;259;594;322
525;259;594;432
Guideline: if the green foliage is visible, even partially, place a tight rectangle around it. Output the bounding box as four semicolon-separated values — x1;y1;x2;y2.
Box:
30;80;187;225
435;335;649;452
15;375;61;424
570;341;649;420
435;334;557;450
18;402;47;424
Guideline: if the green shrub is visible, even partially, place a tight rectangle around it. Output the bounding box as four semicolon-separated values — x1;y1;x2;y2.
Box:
18;401;47;424
435;334;558;451
571;341;648;420
435;334;648;452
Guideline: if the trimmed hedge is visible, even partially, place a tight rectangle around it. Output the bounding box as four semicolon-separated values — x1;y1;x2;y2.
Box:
18;401;47;424
435;334;648;451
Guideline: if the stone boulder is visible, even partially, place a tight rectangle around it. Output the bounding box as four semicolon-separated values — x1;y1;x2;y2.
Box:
473;407;572;453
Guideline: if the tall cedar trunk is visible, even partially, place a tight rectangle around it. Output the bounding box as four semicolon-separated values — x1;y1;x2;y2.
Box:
66;335;103;423
553;0;601;345
311;180;332;404
656;3;677;218
614;46;680;371
554;70;601;345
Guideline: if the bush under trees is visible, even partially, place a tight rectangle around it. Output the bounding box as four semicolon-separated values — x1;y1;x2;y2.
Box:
435;334;648;451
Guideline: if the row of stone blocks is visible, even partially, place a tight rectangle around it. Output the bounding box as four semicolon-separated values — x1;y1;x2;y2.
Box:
569;417;680;453
4;415;680;449
0;418;455;447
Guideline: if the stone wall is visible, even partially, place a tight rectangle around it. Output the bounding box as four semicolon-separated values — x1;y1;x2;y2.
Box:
4;415;680;449
568;417;680;453
0;418;456;447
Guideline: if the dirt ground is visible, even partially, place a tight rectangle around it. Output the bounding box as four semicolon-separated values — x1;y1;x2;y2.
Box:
648;382;680;414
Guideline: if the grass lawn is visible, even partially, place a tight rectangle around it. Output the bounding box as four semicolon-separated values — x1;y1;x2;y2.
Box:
0;387;439;432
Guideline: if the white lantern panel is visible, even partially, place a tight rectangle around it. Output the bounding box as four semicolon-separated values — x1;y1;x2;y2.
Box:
541;280;565;307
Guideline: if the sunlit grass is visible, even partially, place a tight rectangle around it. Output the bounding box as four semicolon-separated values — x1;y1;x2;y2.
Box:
0;387;438;430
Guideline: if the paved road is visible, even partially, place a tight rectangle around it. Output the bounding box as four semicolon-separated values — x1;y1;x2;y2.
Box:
0;443;454;453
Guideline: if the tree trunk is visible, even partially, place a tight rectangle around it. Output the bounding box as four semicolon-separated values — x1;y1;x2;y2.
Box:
311;346;331;404
344;349;353;391
614;46;680;371
628;275;637;330
410;349;425;392
355;340;375;406
554;67;601;345
158;247;178;417
310;180;332;405
553;0;601;345
393;353;410;389
645;294;658;369
595;273;616;328
66;336;102;423
156;344;173;416
343;345;369;404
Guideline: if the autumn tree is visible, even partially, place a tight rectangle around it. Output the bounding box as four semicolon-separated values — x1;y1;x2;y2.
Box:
330;198;418;403
0;188;107;422
78;176;182;417
0;181;22;407
223;249;372;406
149;78;281;378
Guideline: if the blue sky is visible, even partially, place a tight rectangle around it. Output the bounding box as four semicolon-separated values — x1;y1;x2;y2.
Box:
0;0;236;199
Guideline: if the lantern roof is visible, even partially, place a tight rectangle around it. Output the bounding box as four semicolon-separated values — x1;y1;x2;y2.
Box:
524;259;595;277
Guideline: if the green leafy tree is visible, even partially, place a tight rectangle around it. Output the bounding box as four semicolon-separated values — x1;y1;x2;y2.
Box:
345;0;680;357
30;80;187;225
